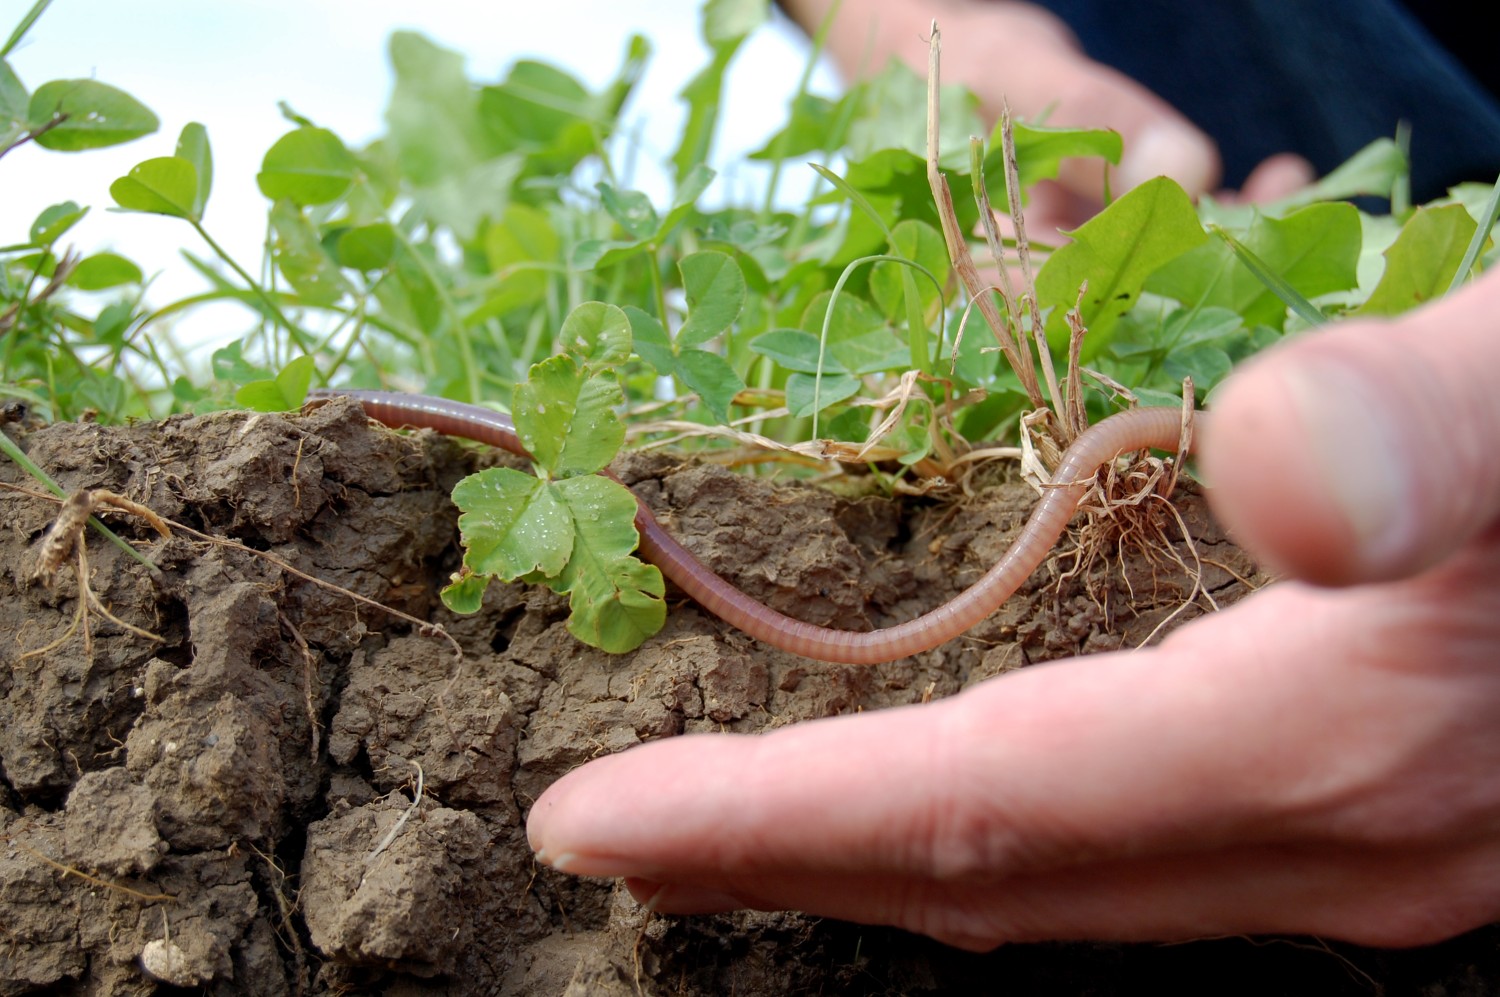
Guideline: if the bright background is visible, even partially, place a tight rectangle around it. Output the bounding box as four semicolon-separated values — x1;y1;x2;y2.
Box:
2;1;835;329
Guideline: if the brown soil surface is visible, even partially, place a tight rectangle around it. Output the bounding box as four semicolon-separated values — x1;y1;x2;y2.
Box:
2;397;1496;995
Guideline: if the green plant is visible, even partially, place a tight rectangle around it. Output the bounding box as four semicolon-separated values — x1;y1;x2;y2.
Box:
3;0;1497;652
440;302;667;653
1;0;159;418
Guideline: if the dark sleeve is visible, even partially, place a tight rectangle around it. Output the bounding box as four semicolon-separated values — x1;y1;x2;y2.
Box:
1026;0;1500;200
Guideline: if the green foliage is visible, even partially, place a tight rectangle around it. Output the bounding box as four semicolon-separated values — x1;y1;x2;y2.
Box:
628;250;748;422
514;354;626;476
257;127;357;205
5;0;1497;651
1275;138;1408;208
235;354;317;411
1150;203;1360;329
110;157;200;219
68;252;140;290
1357;204;1478;315
1037;177;1208;357
871;220;949;319
2;0;1487;430
443;310;665;652
13;0;1466;432
385;30;511;238
672;0;768;182
27;78;158;151
986;121;1123;203
559;300;632;365
1209;226;1331;328
269;200;351;305
176;122;213;219
572;165;715;269
1;7;161;419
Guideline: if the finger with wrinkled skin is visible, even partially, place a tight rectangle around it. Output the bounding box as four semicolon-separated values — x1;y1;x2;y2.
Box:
625;835;1500;950
529;530;1500;943
527;264;1500;952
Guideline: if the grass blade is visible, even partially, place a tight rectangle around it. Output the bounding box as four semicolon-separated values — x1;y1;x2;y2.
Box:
809;162;895;242
1211;225;1327;327
1446;172;1500;296
1;0;52;59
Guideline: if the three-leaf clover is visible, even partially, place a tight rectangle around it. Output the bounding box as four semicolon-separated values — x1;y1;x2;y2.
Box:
442;303;666;653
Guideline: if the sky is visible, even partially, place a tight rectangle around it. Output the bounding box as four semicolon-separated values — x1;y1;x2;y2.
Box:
2;0;835;339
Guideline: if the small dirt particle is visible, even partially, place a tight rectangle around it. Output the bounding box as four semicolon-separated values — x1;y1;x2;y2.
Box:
139;938;202;987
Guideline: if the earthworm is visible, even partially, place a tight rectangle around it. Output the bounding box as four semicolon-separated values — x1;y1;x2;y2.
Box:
305;389;1201;664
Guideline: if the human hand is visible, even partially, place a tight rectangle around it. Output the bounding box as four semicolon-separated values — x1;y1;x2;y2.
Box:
526;268;1500;949
780;0;1312;231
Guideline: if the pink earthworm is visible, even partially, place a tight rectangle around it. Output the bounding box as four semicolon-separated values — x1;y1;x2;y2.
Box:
306;389;1201;664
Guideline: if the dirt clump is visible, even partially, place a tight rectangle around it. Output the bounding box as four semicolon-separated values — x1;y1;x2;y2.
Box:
2;397;1495;995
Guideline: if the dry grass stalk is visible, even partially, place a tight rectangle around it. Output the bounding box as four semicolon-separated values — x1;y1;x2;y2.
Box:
2;831;175;903
1000;106;1066;436
923;21;1045;411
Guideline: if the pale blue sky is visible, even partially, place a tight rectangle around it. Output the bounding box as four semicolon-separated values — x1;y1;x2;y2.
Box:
3;1;831;334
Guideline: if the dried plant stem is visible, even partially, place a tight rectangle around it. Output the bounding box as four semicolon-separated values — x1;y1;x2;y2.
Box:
2;832;175;903
363;762;425;878
1002;106;1069;440
162;518;464;659
967;137;1031;377
923;21;1046;411
1063;285;1090;439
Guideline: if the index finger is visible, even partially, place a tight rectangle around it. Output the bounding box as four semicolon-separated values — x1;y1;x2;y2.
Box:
525;583;1361;886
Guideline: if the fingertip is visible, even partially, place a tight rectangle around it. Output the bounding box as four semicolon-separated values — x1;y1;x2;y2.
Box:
1202;351;1368;585
525;750;647;877
1116;119;1221;195
1237;153;1316;204
1205;274;1500;585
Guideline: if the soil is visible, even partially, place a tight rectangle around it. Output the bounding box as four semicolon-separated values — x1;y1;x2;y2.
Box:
2;397;1496;995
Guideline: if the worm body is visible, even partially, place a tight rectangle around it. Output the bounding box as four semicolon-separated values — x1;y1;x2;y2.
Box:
306;389;1201;664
